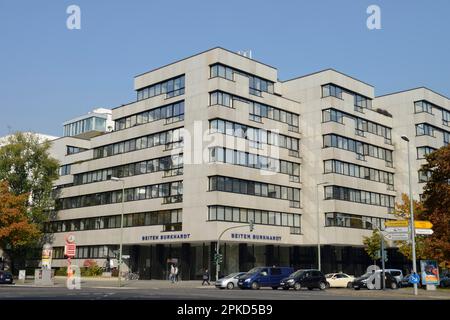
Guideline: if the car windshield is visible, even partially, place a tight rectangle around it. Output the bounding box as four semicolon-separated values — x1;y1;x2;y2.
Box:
290;270;307;278
325;273;335;278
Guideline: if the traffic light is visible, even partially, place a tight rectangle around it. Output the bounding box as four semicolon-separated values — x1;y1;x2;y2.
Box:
214;253;223;264
249;220;254;232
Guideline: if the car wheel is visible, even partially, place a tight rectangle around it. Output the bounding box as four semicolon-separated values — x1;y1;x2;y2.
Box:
293;282;302;291
251;282;260;290
325;282;331;289
347;282;353;288
226;282;234;290
319;282;327;290
391;282;398;290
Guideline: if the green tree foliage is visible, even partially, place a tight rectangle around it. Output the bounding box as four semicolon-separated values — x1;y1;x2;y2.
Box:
0;132;59;225
363;230;381;265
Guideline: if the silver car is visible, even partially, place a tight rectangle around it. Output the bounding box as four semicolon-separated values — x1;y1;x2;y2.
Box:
215;272;246;289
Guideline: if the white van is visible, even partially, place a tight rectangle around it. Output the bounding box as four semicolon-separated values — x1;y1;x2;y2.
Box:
374;269;403;283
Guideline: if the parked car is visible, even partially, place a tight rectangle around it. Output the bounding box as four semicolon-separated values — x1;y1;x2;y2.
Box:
0;271;14;284
352;271;398;290
238;267;293;290
325;273;354;288
280;269;328;291
215;272;246;289
439;275;450;288
383;269;403;283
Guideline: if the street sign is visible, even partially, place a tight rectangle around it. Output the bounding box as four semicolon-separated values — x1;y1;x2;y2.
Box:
415;228;434;235
385;227;409;233
385;233;409;241
409;273;420;284
415;221;433;229
385;220;409;227
122;255;130;259
64;243;76;257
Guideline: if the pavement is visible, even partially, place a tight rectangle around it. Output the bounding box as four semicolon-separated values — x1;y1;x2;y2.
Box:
0;276;449;300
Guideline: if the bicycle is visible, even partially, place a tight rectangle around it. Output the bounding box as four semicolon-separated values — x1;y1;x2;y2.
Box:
121;271;140;281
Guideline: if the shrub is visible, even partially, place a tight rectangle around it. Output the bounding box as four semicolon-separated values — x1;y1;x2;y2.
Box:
55;267;68;276
81;260;103;277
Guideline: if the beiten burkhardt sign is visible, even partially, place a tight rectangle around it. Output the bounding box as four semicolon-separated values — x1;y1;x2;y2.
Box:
140;233;282;241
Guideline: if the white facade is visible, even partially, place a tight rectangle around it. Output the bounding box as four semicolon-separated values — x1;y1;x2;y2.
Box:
45;48;449;278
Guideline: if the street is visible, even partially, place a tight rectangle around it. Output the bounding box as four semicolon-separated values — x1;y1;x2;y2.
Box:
0;278;449;300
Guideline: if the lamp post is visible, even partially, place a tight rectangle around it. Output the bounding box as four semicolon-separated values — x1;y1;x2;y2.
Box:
111;177;125;287
401;135;418;296
215;221;254;281
316;182;329;271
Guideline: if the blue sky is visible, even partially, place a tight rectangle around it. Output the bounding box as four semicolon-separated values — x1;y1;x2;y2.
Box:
0;0;449;137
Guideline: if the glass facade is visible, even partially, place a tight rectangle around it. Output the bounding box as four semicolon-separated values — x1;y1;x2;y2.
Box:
209;176;301;208
324;185;395;209
325;212;387;230
64;116;107;137
136;75;185;101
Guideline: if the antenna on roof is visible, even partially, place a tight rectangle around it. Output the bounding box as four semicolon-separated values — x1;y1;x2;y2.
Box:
237;49;253;59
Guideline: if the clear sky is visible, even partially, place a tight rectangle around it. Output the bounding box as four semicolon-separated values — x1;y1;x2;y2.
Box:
0;0;449;137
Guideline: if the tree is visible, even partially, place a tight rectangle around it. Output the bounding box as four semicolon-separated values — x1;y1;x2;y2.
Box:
363;230;381;265
421;144;450;269
0;132;59;225
0;132;59;271
392;193;429;261
0;181;40;253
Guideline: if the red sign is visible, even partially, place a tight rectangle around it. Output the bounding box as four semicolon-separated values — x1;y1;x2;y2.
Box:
64;243;76;257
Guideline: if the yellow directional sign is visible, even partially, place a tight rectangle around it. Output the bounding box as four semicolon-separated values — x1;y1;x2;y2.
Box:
414;221;433;229
385;220;409;227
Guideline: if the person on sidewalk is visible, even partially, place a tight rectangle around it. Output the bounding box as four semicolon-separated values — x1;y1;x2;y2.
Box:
202;268;210;285
169;264;175;283
174;265;179;283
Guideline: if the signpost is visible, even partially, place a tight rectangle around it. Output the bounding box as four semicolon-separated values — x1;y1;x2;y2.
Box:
65;234;76;279
385;220;409;227
414;221;433;229
415;229;434;235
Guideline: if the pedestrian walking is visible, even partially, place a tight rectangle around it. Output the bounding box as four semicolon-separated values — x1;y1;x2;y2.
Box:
202;268;210;285
169;264;175;283
174;265;179;283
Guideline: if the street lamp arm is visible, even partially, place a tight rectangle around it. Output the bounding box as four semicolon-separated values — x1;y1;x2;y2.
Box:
218;224;252;243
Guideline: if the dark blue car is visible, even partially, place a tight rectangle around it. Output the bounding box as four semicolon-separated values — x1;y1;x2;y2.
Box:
0;271;13;284
238;267;294;290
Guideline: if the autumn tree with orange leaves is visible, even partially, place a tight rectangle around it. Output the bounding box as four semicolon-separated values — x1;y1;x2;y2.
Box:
0;181;40;251
421;144;450;269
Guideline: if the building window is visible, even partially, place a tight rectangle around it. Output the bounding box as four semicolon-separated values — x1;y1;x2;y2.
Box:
324;185;395;209
443;109;450;127
416;123;435;137
59;164;71;176
208;205;300;233
417;146;436;159
418;170;432;183
325;212;386;230
415;101;433;114
322;84;343;99
210;64;234;81
210;91;232;108
137;75;185;101
209;176;301;208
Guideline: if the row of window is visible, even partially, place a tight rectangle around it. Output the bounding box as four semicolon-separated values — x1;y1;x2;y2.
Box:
323;134;393;164
63;116;106;137
324;185;395;209
44;209;182;233
209;176;301;208
59;164;71;176
209;90;299;130
136;75;185;101
56;181;183;210
53;245;118;259
417;146;436;159
325;212;387;230
210;64;275;96
93;127;183;159
324;159;394;186
322;84;372;110
67;146;87;155
115;101;184;131
209;119;299;152
209;147;300;179
418;170;432;183
416;123;435;137
208;205;301;234
415;100;450;127
322;108;392;142
73;154;183;185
